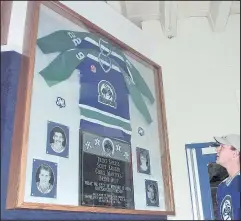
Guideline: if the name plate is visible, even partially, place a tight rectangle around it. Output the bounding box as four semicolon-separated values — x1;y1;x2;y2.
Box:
80;131;134;209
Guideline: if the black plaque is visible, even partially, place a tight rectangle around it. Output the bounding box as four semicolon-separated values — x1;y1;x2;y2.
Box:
79;131;134;209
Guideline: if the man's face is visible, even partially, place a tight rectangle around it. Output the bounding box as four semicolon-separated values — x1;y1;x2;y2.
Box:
39;169;51;186
216;144;236;167
105;142;112;153
53;132;64;147
147;186;155;200
140;154;147;165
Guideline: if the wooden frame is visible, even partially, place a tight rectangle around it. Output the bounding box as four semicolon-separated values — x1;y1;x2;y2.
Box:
1;1;13;45
6;1;175;216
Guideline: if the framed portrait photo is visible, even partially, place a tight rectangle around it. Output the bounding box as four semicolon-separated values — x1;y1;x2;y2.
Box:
145;180;159;207
6;1;175;216
136;147;151;175
31;159;57;198
46;121;69;158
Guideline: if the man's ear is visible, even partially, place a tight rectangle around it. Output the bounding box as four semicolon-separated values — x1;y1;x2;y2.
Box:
233;150;240;158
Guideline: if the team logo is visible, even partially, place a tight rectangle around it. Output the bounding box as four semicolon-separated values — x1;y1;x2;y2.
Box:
98;80;117;108
220;195;233;220
138;127;145;136
56;97;66;108
91;65;96;73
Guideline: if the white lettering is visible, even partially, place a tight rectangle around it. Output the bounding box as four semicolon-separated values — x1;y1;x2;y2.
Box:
76;52;84;60
72;38;82;46
67;32;76;39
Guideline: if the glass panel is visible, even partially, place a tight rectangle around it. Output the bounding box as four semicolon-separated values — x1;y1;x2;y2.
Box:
22;2;169;213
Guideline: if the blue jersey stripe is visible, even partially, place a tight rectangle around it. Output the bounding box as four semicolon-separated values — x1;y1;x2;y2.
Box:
80;120;131;143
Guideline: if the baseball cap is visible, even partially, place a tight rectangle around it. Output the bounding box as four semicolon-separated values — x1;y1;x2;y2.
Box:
214;134;240;151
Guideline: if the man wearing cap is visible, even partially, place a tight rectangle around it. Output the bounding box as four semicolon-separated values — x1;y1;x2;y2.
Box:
214;134;240;220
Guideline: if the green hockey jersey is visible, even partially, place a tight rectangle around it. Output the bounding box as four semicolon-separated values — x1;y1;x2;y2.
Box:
36;31;156;142
36;30;155;104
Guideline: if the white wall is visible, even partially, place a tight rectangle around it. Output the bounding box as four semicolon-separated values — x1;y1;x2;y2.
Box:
2;1;240;220
1;1;28;53
141;15;240;220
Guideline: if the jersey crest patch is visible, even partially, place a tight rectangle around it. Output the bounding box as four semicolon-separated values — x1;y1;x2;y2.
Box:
98;80;117;108
220;195;233;220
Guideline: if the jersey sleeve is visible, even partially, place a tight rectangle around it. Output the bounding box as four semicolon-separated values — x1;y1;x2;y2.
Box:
123;73;153;124
117;50;155;104
39;48;91;86
112;60;153;124
37;30;89;54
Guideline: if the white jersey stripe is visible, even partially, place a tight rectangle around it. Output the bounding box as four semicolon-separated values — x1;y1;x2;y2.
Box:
84;37;125;62
84;37;98;46
87;53;121;73
111;51;124;61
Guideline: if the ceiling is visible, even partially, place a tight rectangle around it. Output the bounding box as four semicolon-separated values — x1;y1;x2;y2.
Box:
106;1;240;38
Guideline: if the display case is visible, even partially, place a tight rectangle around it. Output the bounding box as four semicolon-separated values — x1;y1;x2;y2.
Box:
6;1;175;216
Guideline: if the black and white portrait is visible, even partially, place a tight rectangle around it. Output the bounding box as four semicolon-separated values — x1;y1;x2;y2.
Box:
145;180;159;207
50;126;66;153
31;159;57;198
136;147;151;174
36;164;54;194
102;138;114;157
46;121;69;158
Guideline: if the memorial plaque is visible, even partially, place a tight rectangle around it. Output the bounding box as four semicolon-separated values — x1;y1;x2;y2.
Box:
80;130;134;209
